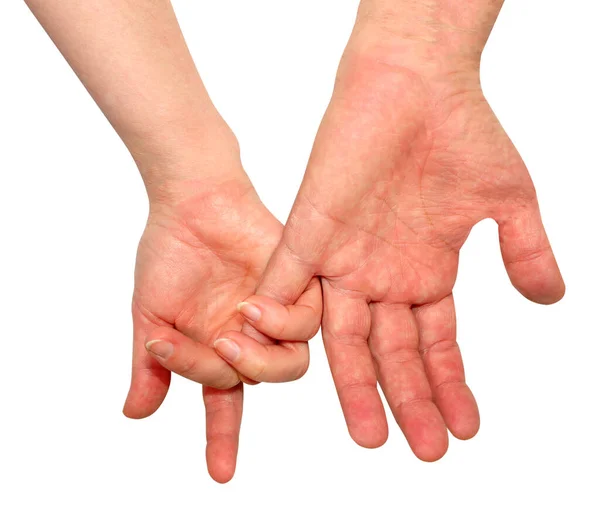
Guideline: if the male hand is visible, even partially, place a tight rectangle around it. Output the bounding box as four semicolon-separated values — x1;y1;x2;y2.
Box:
243;21;564;461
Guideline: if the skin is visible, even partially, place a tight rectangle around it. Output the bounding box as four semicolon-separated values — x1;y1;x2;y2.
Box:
25;0;319;484
26;0;565;478
124;170;321;483
229;0;565;461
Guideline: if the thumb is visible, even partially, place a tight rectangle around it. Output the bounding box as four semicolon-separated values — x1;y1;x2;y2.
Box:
245;240;319;339
238;277;322;342
255;241;318;307
497;201;565;305
218;242;321;383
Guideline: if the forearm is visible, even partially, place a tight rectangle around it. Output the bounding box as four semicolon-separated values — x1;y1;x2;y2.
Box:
350;0;505;74
25;0;240;198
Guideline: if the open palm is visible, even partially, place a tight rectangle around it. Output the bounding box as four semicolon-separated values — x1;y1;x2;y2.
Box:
254;54;564;461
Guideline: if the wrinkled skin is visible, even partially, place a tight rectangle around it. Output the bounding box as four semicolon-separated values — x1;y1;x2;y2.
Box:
123;175;284;483
248;44;564;460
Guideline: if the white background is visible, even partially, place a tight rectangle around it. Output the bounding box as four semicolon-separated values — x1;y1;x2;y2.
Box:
1;1;599;527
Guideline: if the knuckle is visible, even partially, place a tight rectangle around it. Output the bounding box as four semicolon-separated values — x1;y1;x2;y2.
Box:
338;377;377;395
506;245;551;266
420;339;458;358
296;355;310;380
177;355;199;381
391;397;432;417
271;313;287;337
249;358;267;382
290;350;310;381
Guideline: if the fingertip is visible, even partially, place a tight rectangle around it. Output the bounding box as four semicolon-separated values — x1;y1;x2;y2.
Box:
142;328;240;389
518;276;566;306
448;409;481;442
206;442;237;484
214;337;243;364
349;422;389;449
214;332;268;382
413;438;449;463
498;208;566;307
435;383;481;441
237;301;263;323
210;471;234;485
451;421;480;442
128;318;171;419
398;401;449;463
237;295;287;338
343;389;389;449
122;366;170;420
207;461;236;485
411;428;449;463
122;393;167;420
122;397;146;420
122;403;144;420
122;405;153;420
508;252;566;305
204;385;243;484
145;327;179;350
216;330;309;383
238;284;322;342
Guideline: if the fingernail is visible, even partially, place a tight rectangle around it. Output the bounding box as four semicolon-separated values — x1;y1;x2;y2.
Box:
145;340;174;359
214;338;241;362
237;302;262;322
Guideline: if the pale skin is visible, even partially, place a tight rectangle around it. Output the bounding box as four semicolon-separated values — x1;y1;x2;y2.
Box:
25;0;319;484
26;0;565;479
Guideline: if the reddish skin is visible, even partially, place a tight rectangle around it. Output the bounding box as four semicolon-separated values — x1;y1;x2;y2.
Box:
122;177;286;483
246;32;564;460
25;0;320;484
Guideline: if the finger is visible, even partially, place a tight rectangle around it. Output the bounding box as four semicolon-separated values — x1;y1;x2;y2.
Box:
214;332;309;383
122;307;171;419
237;277;322;341
370;302;448;462
254;240;317;304
204;383;243;484
241;240;318;339
321;280;388;448
413;294;480;441
497;201;565;304
143;326;240;389
239;241;319;384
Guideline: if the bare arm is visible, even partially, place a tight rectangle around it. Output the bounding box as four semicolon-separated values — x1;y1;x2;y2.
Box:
25;0;239;197
24;0;321;483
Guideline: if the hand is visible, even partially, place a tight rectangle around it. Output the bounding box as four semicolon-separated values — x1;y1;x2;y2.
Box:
247;31;564;461
25;0;323;484
122;149;321;483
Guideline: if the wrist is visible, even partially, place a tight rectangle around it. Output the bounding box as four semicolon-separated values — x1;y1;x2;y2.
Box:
351;0;502;78
135;121;250;208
